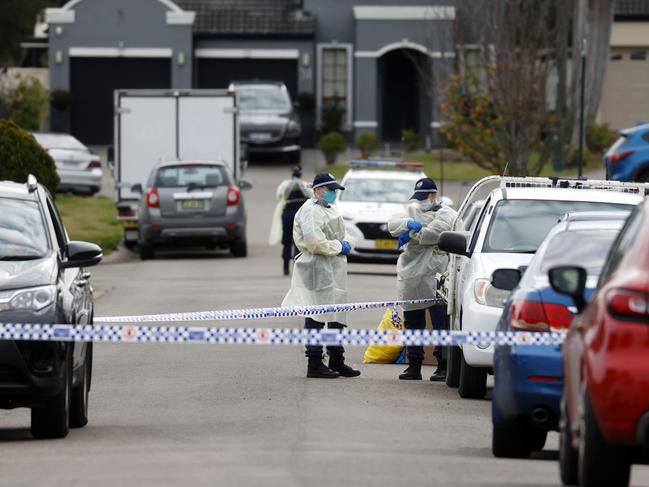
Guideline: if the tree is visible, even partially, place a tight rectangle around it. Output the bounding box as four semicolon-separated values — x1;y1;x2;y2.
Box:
0;74;50;130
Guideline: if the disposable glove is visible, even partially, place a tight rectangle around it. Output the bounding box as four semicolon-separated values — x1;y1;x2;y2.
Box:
407;220;423;232
340;240;352;256
398;232;411;249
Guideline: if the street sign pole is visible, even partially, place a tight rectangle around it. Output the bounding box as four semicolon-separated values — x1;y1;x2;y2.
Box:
578;38;587;178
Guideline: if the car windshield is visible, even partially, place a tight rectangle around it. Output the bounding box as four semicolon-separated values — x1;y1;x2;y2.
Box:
32;133;87;151
237;87;292;112
156;165;228;188
339;178;416;203
0;199;49;259
483;200;633;253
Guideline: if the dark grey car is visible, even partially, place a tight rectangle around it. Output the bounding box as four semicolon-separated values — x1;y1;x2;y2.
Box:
135;160;251;259
230;81;301;163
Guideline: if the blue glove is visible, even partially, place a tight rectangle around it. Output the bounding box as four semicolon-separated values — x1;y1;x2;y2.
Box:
398;232;411;249
341;240;352;256
407;220;423;232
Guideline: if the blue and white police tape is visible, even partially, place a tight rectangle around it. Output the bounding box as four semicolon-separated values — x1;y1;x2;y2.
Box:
95;297;447;323
0;323;564;346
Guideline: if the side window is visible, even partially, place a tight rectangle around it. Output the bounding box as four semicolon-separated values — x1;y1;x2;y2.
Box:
46;198;67;253
599;207;644;284
469;198;491;252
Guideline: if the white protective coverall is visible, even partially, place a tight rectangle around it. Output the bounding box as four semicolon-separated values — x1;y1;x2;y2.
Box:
281;199;354;324
268;179;312;245
388;203;457;311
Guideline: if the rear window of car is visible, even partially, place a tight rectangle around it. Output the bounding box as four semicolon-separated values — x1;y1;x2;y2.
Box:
340;178;415;203
155;165;228;188
32;133;87;151
482;200;634;253
0;198;49;259
539;230;618;276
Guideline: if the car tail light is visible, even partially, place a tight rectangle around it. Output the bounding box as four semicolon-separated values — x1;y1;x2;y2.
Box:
87;160;101;169
117;207;135;217
509;300;573;332
146;188;160;208
610;150;635;164
606;289;649;320
227;186;240;206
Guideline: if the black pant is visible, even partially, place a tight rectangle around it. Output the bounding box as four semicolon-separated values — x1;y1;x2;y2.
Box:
403;304;448;361
281;209;298;264
304;317;344;358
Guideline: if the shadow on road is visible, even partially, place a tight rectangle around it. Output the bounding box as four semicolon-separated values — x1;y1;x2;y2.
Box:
0;428;33;442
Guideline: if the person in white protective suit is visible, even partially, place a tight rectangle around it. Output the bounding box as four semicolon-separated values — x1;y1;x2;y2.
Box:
268;165;312;275
282;173;361;379
388;177;458;381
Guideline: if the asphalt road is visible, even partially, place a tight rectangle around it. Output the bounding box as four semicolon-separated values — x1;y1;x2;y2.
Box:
0;157;647;486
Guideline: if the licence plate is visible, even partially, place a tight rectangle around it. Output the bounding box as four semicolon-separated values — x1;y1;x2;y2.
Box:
118;220;139;229
181;200;205;210
250;132;272;141
375;239;398;250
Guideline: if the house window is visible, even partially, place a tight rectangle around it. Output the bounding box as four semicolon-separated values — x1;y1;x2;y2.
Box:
630;50;647;61
317;44;352;129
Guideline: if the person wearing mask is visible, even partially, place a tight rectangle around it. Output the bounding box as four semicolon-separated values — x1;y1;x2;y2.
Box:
388;178;457;381
282;173;360;379
269;165;311;275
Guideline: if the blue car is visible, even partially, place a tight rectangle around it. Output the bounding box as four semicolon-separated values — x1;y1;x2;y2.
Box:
490;211;629;458
604;123;649;182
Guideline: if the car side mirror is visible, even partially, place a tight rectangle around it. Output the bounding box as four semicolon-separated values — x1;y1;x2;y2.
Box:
549;266;587;313
438;231;470;257
61;241;103;269
131;183;143;194
491;268;522;291
238;180;252;191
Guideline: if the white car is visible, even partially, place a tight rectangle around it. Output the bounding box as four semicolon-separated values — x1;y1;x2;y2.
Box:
32;132;103;195
336;161;428;261
440;176;648;399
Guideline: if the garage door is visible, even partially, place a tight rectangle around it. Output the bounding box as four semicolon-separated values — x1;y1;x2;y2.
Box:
600;49;649;130
196;58;298;98
70;58;172;145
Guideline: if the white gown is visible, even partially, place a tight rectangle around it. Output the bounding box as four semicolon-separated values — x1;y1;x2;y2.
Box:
269;179;312;245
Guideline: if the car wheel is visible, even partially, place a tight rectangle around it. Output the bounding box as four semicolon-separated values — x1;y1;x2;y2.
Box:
70;344;90;428
529;428;548;451
31;349;71;439
139;243;154;260
458;351;487;399
445;345;461;388
288;150;301;165
123;239;137;250
492;421;533;458
90;186;100;196
559;396;579;486
231;239;247;258
578;390;631;487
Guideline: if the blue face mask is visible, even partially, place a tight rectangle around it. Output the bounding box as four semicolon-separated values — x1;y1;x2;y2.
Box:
323;190;337;204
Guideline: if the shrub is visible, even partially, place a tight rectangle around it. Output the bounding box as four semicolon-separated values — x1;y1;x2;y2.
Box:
0;119;59;194
586;121;617;155
321;102;346;133
318;131;347;165
0;74;49;130
50;89;73;112
296;92;315;112
355;132;378;159
401;129;418;152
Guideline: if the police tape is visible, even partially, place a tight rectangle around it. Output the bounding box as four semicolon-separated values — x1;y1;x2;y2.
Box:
94;297;448;323
0;323;564;346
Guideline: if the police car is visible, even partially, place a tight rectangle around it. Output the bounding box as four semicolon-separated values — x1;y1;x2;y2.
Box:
336;160;428;261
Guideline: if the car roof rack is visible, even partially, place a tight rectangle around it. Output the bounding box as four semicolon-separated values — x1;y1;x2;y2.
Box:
348;159;424;170
499;176;649;195
26;174;38;192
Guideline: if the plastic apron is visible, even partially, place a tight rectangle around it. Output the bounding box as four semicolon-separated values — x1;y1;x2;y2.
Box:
282;199;352;324
269;179;311;245
387;203;457;311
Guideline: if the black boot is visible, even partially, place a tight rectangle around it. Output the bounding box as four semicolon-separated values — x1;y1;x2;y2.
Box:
307;355;339;379
283;259;290;276
399;359;422;380
429;360;447;382
329;354;361;378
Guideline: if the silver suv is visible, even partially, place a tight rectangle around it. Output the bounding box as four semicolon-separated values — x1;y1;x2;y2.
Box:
134;160;251;259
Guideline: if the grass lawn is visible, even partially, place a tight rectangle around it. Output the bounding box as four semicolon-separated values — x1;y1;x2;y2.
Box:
56;196;122;256
323;151;603;182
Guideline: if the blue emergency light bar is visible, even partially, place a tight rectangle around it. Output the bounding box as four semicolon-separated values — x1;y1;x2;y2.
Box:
348;160;424;169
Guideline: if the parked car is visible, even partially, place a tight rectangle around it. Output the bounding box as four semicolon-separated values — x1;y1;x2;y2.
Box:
490;211;630;459
0;175;102;439
135;160;251;259
604;122;649;182
550;199;649;487
229;81;301;163
440;176;647;399
32;132;103;195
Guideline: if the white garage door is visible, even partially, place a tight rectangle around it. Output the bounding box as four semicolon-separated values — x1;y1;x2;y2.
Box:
600;49;649;130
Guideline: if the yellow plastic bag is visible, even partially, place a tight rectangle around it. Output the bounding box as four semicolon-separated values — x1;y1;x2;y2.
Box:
363;309;405;364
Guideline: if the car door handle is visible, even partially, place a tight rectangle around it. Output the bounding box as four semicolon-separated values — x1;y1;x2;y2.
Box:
75;279;88;288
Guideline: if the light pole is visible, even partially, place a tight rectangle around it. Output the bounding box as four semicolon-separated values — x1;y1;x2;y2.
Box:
578;37;587;178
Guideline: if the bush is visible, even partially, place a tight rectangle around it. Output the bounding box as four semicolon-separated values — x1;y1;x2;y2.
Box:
318;131;347;165
586;121;617;155
0;119;59;194
0;74;49;130
296;92;315;112
321;102;346;133
402;129;418;152
355;132;378;159
50;89;73;112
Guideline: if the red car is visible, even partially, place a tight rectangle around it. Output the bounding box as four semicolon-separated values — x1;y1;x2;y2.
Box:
549;198;649;487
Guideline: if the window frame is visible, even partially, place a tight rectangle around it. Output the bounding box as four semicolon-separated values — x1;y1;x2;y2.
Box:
316;43;353;131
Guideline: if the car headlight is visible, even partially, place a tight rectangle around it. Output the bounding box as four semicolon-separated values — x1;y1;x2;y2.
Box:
0;285;57;312
473;279;510;308
287;120;301;135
